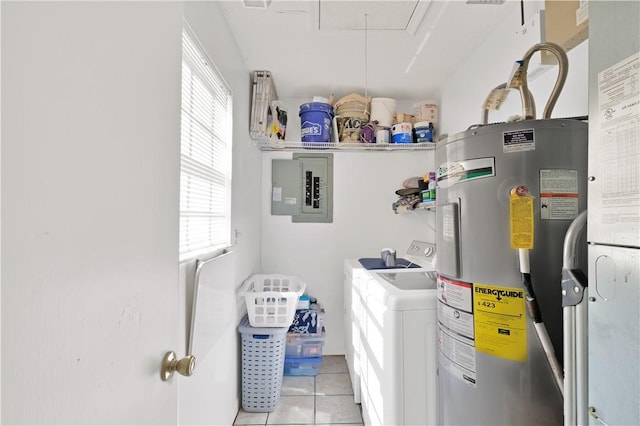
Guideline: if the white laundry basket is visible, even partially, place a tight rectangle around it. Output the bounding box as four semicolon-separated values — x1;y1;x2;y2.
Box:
240;274;306;327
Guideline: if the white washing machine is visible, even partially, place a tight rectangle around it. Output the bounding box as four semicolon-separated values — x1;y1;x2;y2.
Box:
344;241;436;407
359;269;438;426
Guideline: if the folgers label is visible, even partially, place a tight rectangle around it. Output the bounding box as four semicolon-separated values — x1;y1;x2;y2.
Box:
391;122;413;143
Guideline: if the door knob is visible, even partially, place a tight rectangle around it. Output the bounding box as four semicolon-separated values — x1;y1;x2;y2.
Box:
160;351;195;381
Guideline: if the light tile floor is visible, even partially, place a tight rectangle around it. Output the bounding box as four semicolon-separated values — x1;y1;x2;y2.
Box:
234;355;363;426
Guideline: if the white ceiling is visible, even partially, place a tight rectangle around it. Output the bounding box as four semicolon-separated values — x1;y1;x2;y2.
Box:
220;0;521;100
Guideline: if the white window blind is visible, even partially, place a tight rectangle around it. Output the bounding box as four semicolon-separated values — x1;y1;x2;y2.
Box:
179;29;233;261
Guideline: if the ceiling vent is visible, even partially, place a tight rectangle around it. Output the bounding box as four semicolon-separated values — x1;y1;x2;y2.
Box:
318;0;433;34
242;0;271;9
466;0;506;4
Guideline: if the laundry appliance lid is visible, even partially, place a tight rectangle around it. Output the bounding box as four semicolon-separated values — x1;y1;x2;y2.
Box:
375;270;438;290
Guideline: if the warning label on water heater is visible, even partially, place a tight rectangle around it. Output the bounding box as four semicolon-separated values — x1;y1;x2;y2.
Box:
437;275;477;387
438;326;477;387
503;129;535;153
539;169;579;220
510;192;534;249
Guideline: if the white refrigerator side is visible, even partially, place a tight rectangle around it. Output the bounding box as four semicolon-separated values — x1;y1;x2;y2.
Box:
587;2;640;248
587;2;640;425
586;245;639;424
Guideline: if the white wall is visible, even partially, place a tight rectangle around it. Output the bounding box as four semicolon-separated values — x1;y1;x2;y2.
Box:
179;2;261;425
0;1;4;420
0;2;3;420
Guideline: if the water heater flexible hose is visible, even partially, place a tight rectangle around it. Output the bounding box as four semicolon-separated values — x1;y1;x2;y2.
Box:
517;42;569;120
481;83;536;125
480;42;568;125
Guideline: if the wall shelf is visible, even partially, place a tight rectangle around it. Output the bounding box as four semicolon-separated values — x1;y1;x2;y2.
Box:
416;201;436;210
393;200;436;214
253;140;436;152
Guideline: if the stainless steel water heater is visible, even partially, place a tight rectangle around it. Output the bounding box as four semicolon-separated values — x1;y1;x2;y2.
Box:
435;43;588;425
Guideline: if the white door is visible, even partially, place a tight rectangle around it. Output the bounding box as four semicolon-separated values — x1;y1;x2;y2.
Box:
1;2;184;424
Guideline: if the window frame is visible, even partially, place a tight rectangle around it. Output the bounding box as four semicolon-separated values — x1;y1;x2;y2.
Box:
179;25;233;262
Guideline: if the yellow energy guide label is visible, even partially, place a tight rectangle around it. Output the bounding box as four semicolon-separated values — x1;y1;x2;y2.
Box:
473;283;527;362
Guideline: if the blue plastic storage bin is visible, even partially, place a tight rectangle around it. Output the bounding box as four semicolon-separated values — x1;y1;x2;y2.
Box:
238;315;288;412
283;356;323;376
285;331;325;358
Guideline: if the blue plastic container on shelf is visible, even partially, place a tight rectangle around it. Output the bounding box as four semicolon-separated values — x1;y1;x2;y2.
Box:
299;102;334;143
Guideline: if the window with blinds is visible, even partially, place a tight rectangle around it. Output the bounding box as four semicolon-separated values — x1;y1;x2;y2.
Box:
179;29;233;261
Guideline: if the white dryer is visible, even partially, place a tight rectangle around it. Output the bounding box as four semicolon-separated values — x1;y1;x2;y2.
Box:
359;270;438;426
344;241;435;406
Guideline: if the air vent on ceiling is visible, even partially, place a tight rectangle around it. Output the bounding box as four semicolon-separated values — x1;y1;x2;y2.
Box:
318;0;432;35
466;0;505;4
243;0;271;9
